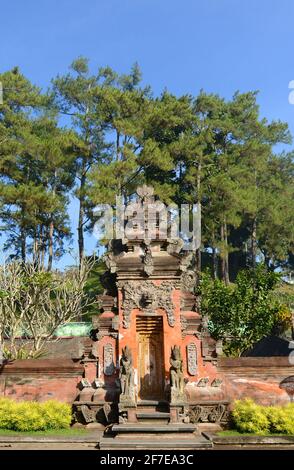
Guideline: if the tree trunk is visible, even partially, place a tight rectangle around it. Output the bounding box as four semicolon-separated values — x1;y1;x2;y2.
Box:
40;225;45;269
48;172;56;272
20;227;26;263
212;246;218;279
220;219;229;284
116;130;120;161
78;172;86;267
33;227;38;266
250;216;257;268
47;221;54;271
195;160;201;277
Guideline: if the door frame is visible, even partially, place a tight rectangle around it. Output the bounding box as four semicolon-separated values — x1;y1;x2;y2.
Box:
136;315;165;400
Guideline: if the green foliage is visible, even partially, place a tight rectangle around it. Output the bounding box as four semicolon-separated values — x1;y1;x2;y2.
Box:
0;399;72;431
273;283;294;312
272;303;293;336
232;399;294;435
199;265;284;356
40;400;72;430
0;61;293;278
232;399;270;434
83;257;106;319
0;68;75;267
266;404;294;435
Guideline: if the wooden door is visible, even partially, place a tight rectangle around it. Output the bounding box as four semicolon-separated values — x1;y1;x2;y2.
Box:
136;316;164;400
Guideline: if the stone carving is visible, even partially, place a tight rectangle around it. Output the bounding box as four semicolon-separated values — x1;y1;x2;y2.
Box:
119;410;128;424
187;343;197;376
103;240;126;274
80;405;96;423
119;280;177;328
208;404;226;422
180;315;188;332
80;378;92;388
74;403;119;425
181;270;197;293
189;404;204;423
102;403;112;423
189;403;227;423
179;251;194;272
170;346;185;403
211;378;223;387
119;346;135;402
104;251;118;273
178;406;191;424
166;238;184;254
197;377;209;387
142;244;154;276
96;294;116;313
104;343;115;376
94;379;104;388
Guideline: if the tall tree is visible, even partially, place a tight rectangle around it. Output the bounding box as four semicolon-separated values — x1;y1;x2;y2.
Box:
30;117;76;269
52;57;107;265
0;68;47;261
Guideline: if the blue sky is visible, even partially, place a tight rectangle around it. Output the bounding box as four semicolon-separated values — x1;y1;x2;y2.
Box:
1;0;294;268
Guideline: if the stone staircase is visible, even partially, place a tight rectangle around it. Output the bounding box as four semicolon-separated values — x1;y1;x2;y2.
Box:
99;400;212;450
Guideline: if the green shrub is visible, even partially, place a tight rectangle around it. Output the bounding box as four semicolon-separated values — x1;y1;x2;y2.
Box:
0;398;17;430
266;404;294;435
199;266;284;356
232;399;269;434
232;399;294;435
0;399;72;432
41;400;72;430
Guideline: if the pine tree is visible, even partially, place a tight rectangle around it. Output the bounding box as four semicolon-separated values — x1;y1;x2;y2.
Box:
0;68;47;261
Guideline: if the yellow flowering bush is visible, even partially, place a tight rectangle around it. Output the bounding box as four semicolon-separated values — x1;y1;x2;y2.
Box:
232;399;294;435
0;398;72;431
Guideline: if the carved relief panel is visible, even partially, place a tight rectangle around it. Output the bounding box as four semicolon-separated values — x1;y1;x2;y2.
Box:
187;343;197;376
104;343;115;376
118;280;177;328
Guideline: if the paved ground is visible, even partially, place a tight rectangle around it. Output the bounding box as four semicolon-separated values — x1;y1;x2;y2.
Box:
0;429;293;451
0;442;293;450
0;442;98;450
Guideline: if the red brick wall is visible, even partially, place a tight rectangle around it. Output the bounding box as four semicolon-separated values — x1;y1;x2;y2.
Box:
185;357;294;406
1;352;293;407
0;360;84;403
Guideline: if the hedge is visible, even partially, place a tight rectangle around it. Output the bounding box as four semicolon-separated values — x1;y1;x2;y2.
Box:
0;398;72;431
232;399;294;435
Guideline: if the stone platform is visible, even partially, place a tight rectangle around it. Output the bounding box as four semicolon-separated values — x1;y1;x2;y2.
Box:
99;436;212;450
99;400;213;450
100;423;212;450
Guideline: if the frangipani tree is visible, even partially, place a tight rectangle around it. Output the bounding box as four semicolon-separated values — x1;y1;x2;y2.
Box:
0;259;96;359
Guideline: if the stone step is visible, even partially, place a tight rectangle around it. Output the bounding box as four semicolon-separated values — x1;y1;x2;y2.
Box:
99;436;212;450
136;412;170;419
137;400;169;406
136;400;170;413
116;432;196;439
137;400;169;413
112;423;196;433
